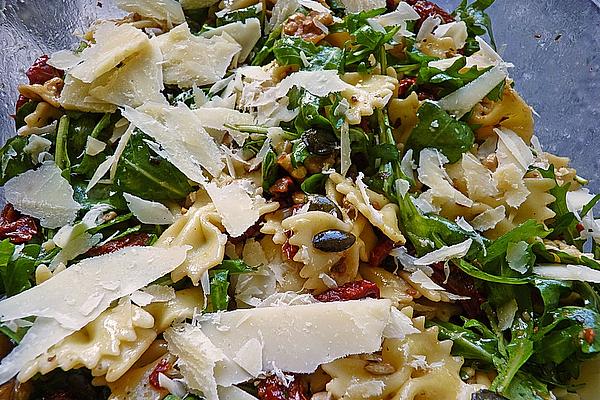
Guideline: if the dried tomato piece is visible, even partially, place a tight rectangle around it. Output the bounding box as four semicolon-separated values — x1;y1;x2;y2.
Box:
583;328;596;345
430;262;486;317
149;359;171;390
370;238;397;268
85;232;153;257
406;0;454;27
0;204;39;244
397;77;417;98
269;177;296;198
315;280;380;302
282;230;299;260
257;375;310;400
26;55;63;85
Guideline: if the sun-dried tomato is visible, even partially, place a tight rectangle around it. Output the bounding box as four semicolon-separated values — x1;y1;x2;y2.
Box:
84;232;152;257
430;262;486;317
0;204;39;244
26;55;63;85
282;230;299;260
398;77;417;98
148;359;171;390
583;328;596;345
257;375;310;400
370;238;397;268
269;177;296;198
405;0;454;27
315;280;380;302
44;391;77;400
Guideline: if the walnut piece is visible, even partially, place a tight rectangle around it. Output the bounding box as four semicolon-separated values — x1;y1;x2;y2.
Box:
283;11;334;44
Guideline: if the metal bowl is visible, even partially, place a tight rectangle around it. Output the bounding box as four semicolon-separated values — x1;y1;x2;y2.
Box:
1;0;599;192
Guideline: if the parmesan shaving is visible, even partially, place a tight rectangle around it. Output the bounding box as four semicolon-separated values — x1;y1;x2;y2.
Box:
413;239;473;266
123;193;175;225
533;264;600;283
5;162;81;229
114;0;186;26
205;180;260;237
439;63;508;119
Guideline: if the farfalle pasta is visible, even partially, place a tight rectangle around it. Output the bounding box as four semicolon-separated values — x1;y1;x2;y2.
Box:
0;1;598;399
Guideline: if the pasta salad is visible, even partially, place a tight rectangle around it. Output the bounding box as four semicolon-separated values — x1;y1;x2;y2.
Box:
0;0;599;399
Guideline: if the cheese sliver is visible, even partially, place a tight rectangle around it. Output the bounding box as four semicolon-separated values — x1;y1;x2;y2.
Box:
218;386;259;400
122;102;225;181
201;18;261;63
70;22;148;84
60;75;117;113
438;63;508;119
0;317;73;385
89;39;165;108
199;299;392;375
154;23;242;88
0;246;189;330
340;0;385;13
4;162;81;229
193;107;255;146
253;70;350;106
114;0;185;25
205;181;260;237
123;193;175;225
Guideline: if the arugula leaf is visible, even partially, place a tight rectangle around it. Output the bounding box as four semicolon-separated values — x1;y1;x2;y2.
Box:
452;0;497;55
0;240;40;297
72;180;128;211
114;132;194;201
274;36;343;70
252;26;283;66
0;135;37;185
406;101;475;163
14;100;39;130
417;57;491;97
457;260;529;285
397;194;487;256
262;148;279;191
216;4;260;26
492;317;534;393
502;371;550;400
431;319;497;363
208;260;255;312
55;115;71;171
532;278;572;313
73;113;114;178
301;173;327;194
482;220;550;266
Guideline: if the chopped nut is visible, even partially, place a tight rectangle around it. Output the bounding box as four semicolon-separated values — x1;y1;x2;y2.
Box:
364;361;396;375
481;153;498;171
283;11;334;44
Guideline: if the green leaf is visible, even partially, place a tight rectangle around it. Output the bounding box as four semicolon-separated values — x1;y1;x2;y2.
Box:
252;26;282;66
417;57;491;97
532;278;572;313
209;269;230;312
72;180;128;212
114;132;194;201
0;241;40;297
262;149;279;191
457;260;530;285
452;0;497;54
218;259;255;274
290;140;310;168
406;101;475;163
216;4;260;26
14;101;39;130
301;173;327;194
0;135;37;185
55;115;71;171
492;317;534;393
502;371;550;400
482;220;550;266
73;113;114;178
429;319;497;363
274;36;342;71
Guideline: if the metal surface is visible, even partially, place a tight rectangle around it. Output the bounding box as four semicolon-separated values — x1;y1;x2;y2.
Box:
1;0;599;189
